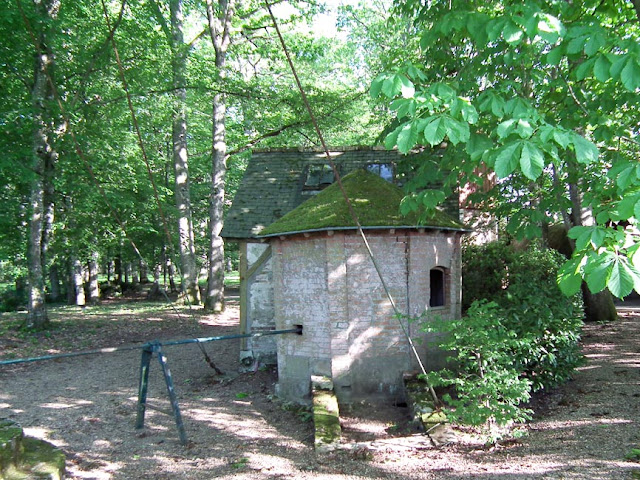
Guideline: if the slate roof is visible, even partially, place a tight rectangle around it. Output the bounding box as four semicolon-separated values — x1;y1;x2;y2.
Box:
221;147;458;240
258;169;466;238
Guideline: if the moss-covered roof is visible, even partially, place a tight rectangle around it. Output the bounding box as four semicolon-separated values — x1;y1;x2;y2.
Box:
220;148;462;240
258;169;465;237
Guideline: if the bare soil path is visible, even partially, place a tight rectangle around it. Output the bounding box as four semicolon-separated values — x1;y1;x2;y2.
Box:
1;294;639;479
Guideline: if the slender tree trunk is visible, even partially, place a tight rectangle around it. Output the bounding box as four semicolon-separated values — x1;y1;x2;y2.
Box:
26;0;60;328
73;256;86;307
115;255;122;285
204;0;234;312
88;252;100;305
49;264;61;302
169;0;200;305
66;260;75;305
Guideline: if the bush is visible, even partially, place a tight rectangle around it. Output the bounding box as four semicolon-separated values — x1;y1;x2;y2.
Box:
423;242;584;431
423;300;533;428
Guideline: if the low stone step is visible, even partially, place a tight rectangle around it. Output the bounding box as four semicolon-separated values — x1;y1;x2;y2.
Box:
0;420;23;475
403;375;448;429
0;420;65;480
311;375;341;452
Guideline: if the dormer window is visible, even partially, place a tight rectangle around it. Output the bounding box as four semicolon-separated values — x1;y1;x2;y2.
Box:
304;164;335;190
366;163;394;183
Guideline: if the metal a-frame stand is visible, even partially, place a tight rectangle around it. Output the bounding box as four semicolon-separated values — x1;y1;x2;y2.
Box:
135;341;187;445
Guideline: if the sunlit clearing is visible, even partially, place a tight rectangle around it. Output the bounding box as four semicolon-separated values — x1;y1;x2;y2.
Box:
186;409;282;441
40;399;93;409
245;453;297;475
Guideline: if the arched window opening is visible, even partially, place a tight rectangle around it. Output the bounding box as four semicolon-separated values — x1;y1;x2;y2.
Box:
430;268;445;307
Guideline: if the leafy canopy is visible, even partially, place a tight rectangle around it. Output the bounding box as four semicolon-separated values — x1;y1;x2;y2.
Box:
375;0;640;298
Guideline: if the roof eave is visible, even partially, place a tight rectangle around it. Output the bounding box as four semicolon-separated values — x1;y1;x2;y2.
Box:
257;224;472;239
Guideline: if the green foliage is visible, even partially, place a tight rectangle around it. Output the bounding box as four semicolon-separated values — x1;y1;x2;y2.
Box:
423;300;533;428
463;242;584;391
378;0;640;298
626;448;640;462
424;243;584;431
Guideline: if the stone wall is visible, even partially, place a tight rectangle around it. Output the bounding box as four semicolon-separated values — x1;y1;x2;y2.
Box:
271;229;463;404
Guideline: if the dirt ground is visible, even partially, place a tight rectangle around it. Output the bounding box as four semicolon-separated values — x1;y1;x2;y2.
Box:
1;292;639;479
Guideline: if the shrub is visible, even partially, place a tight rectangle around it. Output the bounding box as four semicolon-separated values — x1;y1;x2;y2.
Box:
423;242;584;431
423;300;533;428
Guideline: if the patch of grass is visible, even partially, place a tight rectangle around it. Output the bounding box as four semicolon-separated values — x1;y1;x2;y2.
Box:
230;457;248;469
224;271;240;288
626;448;640;462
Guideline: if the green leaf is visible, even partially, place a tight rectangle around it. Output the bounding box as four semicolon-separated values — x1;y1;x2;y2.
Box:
466;133;493;162
370;74;386;98
516;119;534;138
399;74;416;98
384;126;401;150
397;123;418;154
495;142;521;178
609;55;628;80
553;129;571;149
571;134;598;164
545;46;564;65
420;189;447;209
445;117;470;145
620;57;640;91
584;32;605;57
566;35;586;55
593;55;612;82
616;190;640;218
503;20;524;44
576;58;595;81
536;13;564;43
590;227;606;249
423;116;447;146
497;119;517;139
519;142;545;180
558;257;583;296
382;74;403;98
505;98;531;119
615;165;636;191
607;257;638;298
461;103;479;124
478;91;506;118
584;253;613;293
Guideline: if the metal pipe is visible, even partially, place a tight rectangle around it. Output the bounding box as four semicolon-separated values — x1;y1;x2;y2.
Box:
0;327;302;366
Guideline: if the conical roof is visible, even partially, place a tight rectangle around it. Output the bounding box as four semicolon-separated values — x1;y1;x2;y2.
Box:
258;169;465;237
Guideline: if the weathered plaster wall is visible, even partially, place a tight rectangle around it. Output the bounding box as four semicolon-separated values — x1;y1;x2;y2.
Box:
244;242;276;363
272;230;463;404
273;236;331;400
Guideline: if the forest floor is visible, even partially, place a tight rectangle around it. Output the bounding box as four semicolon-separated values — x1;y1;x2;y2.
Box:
1;289;639;479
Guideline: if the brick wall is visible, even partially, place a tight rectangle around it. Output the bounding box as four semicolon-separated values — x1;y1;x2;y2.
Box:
272;229;463;404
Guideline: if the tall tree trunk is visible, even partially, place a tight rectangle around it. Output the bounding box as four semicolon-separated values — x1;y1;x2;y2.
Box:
26;0;60;328
169;0;200;305
567;181;617;322
88;251;100;305
115;254;122;285
49;264;61;302
73;256;86;307
204;0;234;312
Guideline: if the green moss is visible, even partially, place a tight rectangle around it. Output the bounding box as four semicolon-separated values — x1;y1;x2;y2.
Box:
17;438;65;480
259;169;463;236
0;420;23;473
313;391;341;448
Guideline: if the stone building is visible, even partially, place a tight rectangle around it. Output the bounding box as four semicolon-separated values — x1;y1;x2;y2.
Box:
221;147;468;403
